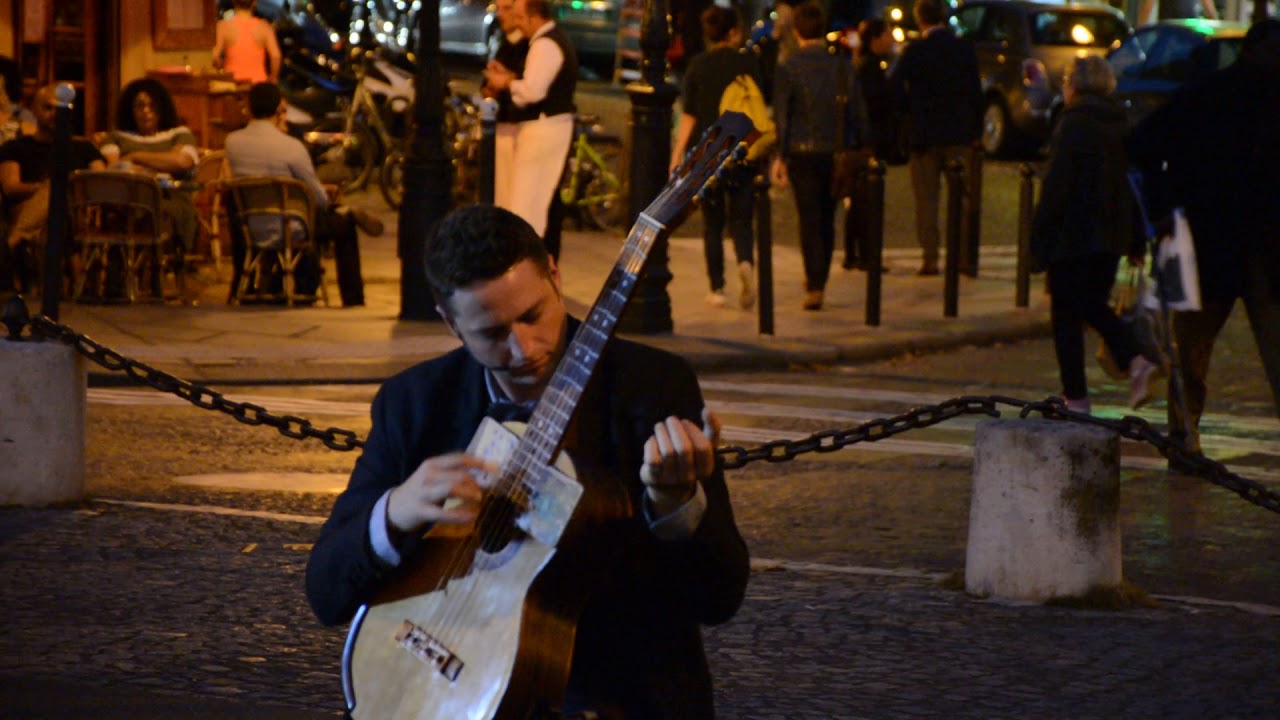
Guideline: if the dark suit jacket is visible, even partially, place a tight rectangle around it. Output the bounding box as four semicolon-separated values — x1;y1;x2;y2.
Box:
305;322;750;718
888;27;983;150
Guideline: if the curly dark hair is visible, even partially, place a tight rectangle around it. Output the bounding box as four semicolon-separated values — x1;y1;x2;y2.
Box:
116;78;183;133
423;204;552;308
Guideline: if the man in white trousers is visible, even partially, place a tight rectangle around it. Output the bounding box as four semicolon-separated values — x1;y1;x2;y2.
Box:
482;0;526;212
483;0;577;239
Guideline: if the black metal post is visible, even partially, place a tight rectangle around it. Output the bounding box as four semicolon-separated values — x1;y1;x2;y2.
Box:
864;158;885;327
41;84;76;320
478;97;496;205
943;158;964;318
753;171;773;335
962;142;982;277
1015;162;1035;308
397;1;451;321
617;0;678;335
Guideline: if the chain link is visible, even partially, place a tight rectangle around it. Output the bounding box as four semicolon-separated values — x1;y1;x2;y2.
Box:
28;316;365;452
22;315;1278;514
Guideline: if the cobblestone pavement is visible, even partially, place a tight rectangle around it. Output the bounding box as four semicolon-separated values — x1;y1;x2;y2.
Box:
2;494;1276;719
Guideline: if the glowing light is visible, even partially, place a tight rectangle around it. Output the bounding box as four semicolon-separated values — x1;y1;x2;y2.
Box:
890;8;903;21
1070;24;1095;45
329;32;340;43
383;21;395;32
892;26;905;42
349;32;360;44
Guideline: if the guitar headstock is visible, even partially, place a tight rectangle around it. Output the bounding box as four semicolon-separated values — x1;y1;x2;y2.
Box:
647;111;759;230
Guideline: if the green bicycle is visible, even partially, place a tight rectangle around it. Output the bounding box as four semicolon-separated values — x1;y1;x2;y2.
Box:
559;114;625;232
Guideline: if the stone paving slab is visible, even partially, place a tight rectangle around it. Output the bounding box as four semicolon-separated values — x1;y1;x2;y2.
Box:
2;502;1274;719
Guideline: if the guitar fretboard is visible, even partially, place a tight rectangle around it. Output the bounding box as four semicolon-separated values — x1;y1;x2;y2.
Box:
501;214;666;490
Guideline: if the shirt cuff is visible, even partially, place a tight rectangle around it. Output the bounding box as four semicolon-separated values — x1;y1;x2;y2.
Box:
369;490;403;568
644;482;707;541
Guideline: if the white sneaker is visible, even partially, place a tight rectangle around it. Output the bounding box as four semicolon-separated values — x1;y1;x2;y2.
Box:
1129;355;1160;410
737;261;756;310
1064;396;1092;414
705;290;726;307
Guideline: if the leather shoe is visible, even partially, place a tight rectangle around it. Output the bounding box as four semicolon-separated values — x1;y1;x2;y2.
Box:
802;290;823;311
348;207;385;237
917;263;940;277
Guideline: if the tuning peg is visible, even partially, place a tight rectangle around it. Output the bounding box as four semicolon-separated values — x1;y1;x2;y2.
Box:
732;143;750;161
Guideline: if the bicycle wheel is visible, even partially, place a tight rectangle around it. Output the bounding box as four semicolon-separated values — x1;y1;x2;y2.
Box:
583;173;625;231
313;119;377;195
379;150;404;210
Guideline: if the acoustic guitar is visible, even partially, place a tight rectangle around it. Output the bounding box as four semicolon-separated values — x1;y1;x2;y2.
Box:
341;111;759;720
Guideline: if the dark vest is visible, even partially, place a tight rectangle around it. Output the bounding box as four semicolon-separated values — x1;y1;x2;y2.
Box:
508;23;577;123
493;34;530;124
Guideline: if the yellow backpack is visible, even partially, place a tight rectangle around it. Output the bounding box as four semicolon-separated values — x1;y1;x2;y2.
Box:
719;74;776;163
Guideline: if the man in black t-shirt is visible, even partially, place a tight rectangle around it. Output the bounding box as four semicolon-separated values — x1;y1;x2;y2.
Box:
670;5;762;311
0;84;105;291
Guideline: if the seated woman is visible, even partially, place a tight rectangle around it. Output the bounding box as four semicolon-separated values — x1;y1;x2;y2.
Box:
95;77;200;264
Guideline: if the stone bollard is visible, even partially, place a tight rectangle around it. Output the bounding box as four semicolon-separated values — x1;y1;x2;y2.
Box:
965;418;1121;602
0;341;86;505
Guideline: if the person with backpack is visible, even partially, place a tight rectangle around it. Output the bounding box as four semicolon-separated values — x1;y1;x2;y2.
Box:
770;1;868;310
670;5;767;310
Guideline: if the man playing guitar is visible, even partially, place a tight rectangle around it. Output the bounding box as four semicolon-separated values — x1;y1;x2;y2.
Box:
305;204;750;718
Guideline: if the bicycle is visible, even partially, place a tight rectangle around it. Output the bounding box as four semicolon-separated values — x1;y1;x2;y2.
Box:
305;49;414;200
559;114;625;232
379;83;483;211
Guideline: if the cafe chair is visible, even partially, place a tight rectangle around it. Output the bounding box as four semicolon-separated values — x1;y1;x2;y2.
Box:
192;149;229;276
225;176;328;308
68;170;182;303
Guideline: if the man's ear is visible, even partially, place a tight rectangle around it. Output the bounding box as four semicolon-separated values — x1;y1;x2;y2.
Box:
546;254;561;290
437;306;461;339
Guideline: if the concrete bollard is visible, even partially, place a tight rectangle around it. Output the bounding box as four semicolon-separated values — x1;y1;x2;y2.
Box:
0;341;86;505
965;418;1121;602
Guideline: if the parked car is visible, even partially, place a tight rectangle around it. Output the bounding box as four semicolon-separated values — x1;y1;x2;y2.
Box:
951;0;1130;156
549;0;627;67
1108;19;1247;128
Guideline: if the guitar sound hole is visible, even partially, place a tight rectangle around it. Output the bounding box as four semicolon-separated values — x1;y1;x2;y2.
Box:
478;495;525;553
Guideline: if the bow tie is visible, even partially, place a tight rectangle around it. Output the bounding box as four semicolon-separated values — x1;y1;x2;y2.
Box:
486;399;535;423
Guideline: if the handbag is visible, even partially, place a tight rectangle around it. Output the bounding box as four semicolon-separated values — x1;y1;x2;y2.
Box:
1141;207;1202;312
1097;264;1169;380
831;62;861;199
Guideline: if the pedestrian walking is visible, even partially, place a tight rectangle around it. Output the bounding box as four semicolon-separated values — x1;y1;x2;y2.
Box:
770;1;868;310
671;5;763;310
888;0;982;276
1127;18;1280;460
1031;56;1161;414
843;17;896;272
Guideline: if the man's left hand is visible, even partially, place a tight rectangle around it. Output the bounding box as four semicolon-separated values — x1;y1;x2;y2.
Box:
640;409;721;517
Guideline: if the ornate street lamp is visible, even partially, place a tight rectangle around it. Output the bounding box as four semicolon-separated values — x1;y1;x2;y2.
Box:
617;0;678;334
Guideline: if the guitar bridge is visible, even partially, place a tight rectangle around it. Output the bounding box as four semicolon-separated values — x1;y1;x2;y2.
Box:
395;620;464;682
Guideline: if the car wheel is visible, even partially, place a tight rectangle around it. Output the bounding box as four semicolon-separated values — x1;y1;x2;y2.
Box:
982;98;1011;157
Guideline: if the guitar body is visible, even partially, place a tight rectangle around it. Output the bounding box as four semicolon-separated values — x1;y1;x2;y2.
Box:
344;419;584;720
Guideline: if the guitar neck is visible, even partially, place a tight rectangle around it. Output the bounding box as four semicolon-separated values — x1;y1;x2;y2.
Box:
510;215;666;472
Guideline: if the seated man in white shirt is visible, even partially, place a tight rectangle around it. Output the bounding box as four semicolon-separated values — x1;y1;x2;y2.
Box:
224;82;382;305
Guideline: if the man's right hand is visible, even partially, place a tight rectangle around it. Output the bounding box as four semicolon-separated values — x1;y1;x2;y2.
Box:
386;452;498;535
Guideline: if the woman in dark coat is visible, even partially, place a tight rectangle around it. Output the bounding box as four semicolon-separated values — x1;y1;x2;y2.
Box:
1031;56;1160;413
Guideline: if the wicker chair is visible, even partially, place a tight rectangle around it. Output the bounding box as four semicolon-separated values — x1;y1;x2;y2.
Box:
224;176;328;307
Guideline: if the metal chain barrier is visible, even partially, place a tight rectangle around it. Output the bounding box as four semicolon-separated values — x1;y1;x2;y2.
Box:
23;314;364;453
10;311;1277;514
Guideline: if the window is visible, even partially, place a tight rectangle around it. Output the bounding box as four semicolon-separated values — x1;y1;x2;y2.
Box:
1029;11;1128;48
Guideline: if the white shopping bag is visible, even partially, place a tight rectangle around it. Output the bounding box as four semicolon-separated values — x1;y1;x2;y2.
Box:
1142;208;1202;312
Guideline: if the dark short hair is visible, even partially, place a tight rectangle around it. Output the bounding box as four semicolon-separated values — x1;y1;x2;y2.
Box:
701;5;741;45
914;0;946;27
793;1;825;40
248;82;283;119
116;78;182;133
423;205;552;308
522;0;551;21
858;17;888;46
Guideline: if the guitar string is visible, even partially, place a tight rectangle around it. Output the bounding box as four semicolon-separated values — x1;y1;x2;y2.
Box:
416;131;745;656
